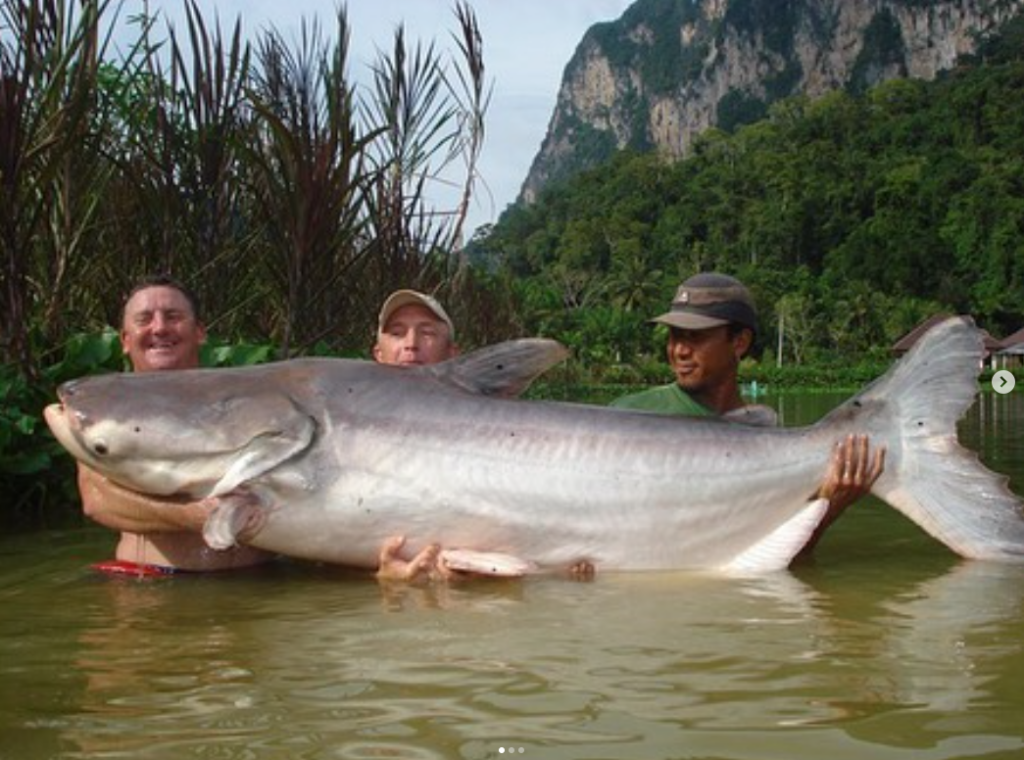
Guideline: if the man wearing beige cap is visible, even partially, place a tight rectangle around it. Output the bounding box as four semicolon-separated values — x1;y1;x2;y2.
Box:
614;272;885;555
371;288;460;580
373;289;459;366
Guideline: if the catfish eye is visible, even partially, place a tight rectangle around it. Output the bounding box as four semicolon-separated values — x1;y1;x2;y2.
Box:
94;443;109;456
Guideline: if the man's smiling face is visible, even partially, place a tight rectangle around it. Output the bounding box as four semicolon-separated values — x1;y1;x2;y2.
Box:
120;285;206;373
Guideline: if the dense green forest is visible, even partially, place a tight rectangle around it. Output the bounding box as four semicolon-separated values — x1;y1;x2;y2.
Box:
470;16;1024;374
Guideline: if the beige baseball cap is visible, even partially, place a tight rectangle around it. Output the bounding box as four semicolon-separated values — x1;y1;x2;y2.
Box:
377;289;455;339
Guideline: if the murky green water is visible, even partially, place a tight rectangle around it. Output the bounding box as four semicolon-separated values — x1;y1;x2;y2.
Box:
2;390;1023;760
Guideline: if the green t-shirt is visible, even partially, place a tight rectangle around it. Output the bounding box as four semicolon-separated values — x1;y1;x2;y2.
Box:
611;383;779;427
610;383;714;416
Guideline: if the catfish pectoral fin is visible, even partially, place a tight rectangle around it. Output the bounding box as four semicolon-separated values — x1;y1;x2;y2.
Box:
723;498;830;573
202;491;267;550
439;548;537;577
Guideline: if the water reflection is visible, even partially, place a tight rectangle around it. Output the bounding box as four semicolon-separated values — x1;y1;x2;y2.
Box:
2;390;1022;759
877;561;1024;713
28;556;1018;759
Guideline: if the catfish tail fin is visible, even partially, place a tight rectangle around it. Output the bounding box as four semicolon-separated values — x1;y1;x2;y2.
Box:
850;316;1024;561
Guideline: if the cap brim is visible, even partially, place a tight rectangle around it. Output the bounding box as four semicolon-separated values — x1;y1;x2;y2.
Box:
650;312;730;330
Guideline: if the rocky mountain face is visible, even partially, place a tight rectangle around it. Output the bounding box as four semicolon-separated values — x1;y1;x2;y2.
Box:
520;0;1024;203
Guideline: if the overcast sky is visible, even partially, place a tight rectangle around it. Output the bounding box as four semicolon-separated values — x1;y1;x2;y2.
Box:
120;1;635;237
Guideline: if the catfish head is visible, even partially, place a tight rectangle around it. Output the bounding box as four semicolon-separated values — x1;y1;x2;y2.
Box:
44;367;316;498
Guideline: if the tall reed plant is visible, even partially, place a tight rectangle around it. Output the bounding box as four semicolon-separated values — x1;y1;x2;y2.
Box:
2;0;504;378
1;0;515;522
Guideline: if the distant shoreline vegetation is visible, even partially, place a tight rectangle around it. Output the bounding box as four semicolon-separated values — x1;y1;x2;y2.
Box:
470;15;1024;374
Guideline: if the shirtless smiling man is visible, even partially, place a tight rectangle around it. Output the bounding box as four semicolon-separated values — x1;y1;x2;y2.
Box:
78;275;273;574
79;283;459;578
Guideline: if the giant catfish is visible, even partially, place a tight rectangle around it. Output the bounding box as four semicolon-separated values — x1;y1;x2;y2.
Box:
44;316;1024;573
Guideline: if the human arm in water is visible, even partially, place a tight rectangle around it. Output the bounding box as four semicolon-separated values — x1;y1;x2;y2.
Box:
78;463;216;533
81;464;439;576
78;464;275;570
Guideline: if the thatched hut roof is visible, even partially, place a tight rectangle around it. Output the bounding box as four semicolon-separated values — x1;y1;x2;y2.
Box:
998;327;1024;355
892;314;1002;356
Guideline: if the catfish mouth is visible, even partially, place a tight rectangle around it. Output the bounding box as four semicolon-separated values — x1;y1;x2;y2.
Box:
44;385;319;500
43;402;65;431
43;401;97;463
48;387;86;435
42;398;210;496
43;402;71;439
46;381;154;466
45;386;83;445
45;387;126;468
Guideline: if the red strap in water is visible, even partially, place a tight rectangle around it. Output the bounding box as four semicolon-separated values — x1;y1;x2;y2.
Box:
91;560;181;578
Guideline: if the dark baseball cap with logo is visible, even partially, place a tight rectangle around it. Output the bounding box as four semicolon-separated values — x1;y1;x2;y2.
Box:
651;273;758;334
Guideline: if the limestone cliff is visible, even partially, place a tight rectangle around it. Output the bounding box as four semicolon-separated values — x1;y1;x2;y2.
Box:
521;0;1024;203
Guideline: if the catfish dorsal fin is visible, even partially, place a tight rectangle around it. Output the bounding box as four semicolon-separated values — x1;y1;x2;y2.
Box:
430;338;569;398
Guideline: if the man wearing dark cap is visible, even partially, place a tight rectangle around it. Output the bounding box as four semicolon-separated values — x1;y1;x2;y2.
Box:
613;272;885;555
612;273;773;422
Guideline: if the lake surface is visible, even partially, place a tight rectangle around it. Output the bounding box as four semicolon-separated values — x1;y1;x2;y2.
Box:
2;389;1023;760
